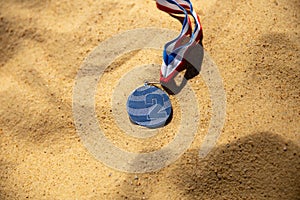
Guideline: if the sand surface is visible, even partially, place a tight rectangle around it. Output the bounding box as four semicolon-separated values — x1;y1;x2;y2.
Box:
0;0;299;199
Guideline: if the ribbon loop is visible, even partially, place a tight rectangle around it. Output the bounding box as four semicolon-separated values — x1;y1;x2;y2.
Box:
156;0;203;83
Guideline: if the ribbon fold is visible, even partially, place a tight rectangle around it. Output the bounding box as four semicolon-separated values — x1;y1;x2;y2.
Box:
156;0;203;83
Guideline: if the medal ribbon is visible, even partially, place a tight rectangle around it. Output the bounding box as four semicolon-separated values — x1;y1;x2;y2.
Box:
156;0;203;83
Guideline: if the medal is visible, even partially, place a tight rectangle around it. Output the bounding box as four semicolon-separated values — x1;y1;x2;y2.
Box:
127;0;203;128
126;83;172;128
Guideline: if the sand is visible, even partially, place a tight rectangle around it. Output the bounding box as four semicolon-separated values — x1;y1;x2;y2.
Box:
0;0;299;199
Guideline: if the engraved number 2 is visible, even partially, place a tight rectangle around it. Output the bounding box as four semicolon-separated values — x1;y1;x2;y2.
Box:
145;94;167;119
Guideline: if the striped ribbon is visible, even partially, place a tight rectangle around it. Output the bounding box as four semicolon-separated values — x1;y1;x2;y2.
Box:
156;0;203;83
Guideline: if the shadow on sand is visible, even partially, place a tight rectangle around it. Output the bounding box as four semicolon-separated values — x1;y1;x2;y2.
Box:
115;132;300;199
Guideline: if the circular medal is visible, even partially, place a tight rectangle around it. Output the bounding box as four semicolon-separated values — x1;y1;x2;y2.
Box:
126;85;172;128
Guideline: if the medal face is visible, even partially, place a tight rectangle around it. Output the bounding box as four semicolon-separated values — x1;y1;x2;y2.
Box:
126;85;172;128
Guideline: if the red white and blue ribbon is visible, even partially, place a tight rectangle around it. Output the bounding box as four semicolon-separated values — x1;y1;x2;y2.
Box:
156;0;203;83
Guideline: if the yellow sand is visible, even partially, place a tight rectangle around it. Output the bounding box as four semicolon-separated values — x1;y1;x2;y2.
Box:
0;0;299;199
